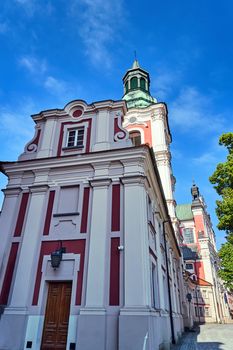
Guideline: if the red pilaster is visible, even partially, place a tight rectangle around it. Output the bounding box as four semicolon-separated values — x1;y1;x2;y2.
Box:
111;184;120;232
14;192;29;237
109;237;120;305
0;243;19;304
80;187;90;233
43;190;55;235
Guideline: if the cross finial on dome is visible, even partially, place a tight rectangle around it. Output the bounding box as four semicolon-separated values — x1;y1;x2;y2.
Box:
132;50;140;69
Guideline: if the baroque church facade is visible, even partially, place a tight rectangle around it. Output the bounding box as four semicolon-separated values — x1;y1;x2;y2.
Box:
0;60;230;350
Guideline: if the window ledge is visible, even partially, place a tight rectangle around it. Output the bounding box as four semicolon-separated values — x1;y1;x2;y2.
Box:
148;220;156;234
62;146;84;151
53;212;80;217
150;308;161;316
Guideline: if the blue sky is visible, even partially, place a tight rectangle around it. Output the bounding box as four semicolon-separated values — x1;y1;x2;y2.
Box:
0;0;232;248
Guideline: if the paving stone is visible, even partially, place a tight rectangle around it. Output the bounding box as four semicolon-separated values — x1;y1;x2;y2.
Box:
172;324;233;350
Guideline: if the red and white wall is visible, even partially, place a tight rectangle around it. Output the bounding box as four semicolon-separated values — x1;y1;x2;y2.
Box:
0;99;184;350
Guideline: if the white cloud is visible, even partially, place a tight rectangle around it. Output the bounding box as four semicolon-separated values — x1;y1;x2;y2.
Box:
193;152;219;166
18;56;80;101
19;55;47;75
15;0;30;3
151;69;182;100
44;76;83;102
0;102;35;158
69;0;124;68
15;0;54;17
44;76;68;96
15;0;37;16
192;135;228;167
169;86;226;133
0;101;36;207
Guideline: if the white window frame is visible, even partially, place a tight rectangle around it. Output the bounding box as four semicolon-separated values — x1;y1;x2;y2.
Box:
128;127;145;144
163;272;169;311
62;122;89;154
185;263;194;271
66;127;85;148
151;260;160;310
183;227;195;244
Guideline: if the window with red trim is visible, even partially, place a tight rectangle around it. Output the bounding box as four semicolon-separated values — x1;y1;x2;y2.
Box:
65;127;85;149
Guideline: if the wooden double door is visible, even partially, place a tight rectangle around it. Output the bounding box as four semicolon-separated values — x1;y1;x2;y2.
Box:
41;282;72;350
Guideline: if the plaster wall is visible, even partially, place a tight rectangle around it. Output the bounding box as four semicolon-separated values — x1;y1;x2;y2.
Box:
0;98;184;350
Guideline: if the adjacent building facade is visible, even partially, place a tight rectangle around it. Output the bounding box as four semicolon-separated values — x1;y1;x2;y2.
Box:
0;62;185;350
176;184;231;324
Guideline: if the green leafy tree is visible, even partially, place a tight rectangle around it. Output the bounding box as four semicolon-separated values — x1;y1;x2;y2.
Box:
209;132;233;240
218;242;233;290
210;133;233;289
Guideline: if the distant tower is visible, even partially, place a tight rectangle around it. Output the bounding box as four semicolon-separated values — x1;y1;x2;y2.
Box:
123;60;181;242
191;183;200;201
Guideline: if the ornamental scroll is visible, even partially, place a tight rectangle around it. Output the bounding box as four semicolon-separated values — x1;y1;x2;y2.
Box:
114;112;129;142
24;126;41;153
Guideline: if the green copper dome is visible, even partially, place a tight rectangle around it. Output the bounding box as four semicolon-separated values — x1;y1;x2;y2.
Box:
122;60;157;109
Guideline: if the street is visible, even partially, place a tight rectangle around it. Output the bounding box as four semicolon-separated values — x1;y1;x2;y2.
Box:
172;324;233;350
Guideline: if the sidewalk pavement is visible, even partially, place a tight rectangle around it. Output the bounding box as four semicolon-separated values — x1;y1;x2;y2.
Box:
171;324;233;350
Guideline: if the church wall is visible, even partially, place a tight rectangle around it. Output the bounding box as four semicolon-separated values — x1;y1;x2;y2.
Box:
0;92;185;350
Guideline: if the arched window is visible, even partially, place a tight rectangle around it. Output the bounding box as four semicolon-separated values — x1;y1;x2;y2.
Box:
130;77;138;89
125;81;129;93
140;77;146;90
129;131;141;146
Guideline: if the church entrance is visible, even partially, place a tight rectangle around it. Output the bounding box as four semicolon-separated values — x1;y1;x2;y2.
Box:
41;281;72;350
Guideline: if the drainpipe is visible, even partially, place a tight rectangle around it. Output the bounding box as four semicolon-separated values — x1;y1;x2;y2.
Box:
193;257;201;324
163;220;176;344
211;284;219;323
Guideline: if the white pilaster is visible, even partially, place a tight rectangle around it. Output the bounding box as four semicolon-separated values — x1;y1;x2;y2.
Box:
151;109;176;221
37;117;57;158
9;185;49;308
85;179;111;307
121;175;151;307
151;111;167;153
92;110;112;151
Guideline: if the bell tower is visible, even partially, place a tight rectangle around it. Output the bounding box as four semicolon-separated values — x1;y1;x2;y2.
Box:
123;60;182;243
122;59;157;109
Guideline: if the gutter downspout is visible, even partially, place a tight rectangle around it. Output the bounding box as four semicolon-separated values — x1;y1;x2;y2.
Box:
211;284;219;323
193;260;201;324
163;220;176;344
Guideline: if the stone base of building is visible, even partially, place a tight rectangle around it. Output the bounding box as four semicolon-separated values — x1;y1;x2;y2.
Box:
0;309;28;350
0;307;184;350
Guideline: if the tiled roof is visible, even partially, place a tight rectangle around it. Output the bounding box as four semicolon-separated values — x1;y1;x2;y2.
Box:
196;277;212;286
184;271;212;286
176;204;193;220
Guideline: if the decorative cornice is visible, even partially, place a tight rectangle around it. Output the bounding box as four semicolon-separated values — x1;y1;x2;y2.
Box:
156;159;170;166
29;184;49;193
1;145;150;176
89;178;112;188
2;187;22;196
120;175;147;186
154;150;171;159
32;99;127;122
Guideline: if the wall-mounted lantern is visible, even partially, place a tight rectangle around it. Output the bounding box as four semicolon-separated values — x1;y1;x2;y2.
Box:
51;242;66;269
